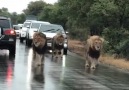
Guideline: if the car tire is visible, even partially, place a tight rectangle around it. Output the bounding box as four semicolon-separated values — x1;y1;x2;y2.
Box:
20;37;24;43
9;45;16;56
26;36;32;47
28;39;32;46
26;36;28;46
63;48;67;55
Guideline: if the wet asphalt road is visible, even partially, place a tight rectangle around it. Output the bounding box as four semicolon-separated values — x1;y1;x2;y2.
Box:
0;39;129;90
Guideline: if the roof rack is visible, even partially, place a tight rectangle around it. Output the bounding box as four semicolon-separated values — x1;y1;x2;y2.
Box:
0;16;10;19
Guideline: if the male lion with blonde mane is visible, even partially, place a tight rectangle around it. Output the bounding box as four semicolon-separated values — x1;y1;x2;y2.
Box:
52;33;64;60
85;35;104;69
32;32;47;82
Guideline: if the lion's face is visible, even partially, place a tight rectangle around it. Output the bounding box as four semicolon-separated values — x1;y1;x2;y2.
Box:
93;39;103;51
33;32;46;49
55;35;64;45
87;35;104;51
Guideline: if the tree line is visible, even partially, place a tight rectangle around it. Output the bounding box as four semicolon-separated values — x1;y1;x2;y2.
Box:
1;0;129;59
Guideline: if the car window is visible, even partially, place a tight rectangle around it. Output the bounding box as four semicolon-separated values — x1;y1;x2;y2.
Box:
31;22;41;29
0;19;10;28
39;25;65;33
13;25;20;30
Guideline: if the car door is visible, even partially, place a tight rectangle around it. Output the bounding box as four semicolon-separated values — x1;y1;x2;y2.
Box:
0;27;1;37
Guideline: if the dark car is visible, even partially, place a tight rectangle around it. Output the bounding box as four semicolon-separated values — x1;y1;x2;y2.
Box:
0;16;16;56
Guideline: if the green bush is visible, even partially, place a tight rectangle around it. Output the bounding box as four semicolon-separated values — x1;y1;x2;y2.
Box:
102;28;129;59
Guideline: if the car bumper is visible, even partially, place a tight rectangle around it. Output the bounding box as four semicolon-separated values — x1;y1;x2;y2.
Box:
20;32;26;38
0;41;16;49
16;33;20;37
0;35;16;49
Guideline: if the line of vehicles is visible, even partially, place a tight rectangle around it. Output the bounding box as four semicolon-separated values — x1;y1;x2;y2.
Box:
13;19;68;55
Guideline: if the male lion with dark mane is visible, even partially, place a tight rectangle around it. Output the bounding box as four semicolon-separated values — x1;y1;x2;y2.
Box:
85;35;104;69
32;32;47;82
52;33;64;60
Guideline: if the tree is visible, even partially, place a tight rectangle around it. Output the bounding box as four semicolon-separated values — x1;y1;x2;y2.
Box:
23;0;46;16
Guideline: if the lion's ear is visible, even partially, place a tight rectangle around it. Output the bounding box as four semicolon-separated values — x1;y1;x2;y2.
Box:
100;38;104;43
87;38;93;48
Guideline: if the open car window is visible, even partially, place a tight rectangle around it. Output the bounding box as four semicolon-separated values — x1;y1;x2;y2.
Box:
0;19;10;28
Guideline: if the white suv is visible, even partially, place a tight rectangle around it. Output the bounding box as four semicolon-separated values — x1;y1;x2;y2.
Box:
19;20;36;42
38;24;68;55
25;21;50;46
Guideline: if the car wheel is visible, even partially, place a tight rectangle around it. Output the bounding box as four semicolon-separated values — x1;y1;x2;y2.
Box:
20;37;24;43
9;45;16;56
26;35;32;47
63;48;67;55
28;39;32;46
26;37;28;46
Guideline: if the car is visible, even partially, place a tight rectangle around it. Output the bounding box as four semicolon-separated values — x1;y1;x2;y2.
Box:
25;21;50;46
0;16;16;56
13;25;21;37
38;24;68;55
19;20;36;43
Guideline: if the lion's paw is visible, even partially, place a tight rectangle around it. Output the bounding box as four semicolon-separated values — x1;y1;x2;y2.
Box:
91;66;96;69
85;64;90;67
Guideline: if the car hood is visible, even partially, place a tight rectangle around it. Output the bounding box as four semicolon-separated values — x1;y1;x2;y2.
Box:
42;32;56;38
29;28;38;33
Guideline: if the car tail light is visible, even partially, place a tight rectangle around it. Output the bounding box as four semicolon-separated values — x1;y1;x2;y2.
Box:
4;29;16;35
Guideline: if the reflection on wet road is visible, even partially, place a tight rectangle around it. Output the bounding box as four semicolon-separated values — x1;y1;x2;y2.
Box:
0;39;129;90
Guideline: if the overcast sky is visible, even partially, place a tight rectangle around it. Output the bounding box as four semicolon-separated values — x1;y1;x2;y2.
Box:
0;0;57;14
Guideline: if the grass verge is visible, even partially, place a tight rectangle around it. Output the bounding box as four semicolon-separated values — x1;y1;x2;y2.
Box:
68;39;129;71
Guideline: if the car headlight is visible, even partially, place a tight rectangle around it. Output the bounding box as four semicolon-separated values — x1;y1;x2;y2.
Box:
30;31;34;36
64;39;68;43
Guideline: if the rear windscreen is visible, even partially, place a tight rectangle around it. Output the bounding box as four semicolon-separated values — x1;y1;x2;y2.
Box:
13;25;20;30
0;19;10;28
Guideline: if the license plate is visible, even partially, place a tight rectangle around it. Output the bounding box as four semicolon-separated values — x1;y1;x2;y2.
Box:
47;43;52;47
9;38;14;41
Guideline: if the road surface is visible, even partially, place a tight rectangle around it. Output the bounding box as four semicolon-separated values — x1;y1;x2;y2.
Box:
0;39;129;90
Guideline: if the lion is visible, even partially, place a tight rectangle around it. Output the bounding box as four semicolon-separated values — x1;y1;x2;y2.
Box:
31;32;47;82
85;35;104;69
52;33;65;60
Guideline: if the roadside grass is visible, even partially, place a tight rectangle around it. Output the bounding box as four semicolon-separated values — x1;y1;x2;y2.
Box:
68;39;129;71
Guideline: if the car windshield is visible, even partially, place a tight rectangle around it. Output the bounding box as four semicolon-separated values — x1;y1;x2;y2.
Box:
0;19;10;28
39;25;65;33
31;22;41;29
23;22;31;28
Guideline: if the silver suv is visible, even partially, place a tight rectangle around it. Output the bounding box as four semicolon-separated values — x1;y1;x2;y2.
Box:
38;24;68;55
25;21;50;46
